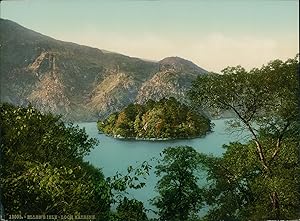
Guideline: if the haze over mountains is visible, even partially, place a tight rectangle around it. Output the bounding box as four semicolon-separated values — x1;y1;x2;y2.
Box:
0;19;208;121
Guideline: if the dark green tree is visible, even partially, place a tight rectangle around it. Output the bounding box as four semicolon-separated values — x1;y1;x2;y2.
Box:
189;55;300;220
98;97;211;139
199;136;299;220
115;197;148;221
0;103;111;219
152;146;203;221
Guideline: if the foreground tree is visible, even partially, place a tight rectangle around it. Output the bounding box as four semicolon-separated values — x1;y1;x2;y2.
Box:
115;197;148;221
1;103;152;220
152;146;203;221
198;137;300;220
0;103;111;219
189;55;300;220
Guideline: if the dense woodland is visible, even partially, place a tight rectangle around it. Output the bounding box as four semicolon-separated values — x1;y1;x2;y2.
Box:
0;103;150;221
187;55;300;220
0;55;299;221
97;97;211;139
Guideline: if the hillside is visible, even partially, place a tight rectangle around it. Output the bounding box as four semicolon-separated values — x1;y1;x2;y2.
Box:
0;19;207;121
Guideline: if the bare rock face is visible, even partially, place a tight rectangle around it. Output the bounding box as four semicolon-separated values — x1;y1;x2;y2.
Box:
87;73;140;118
25;52;70;114
136;57;207;104
136;71;186;104
0;19;207;121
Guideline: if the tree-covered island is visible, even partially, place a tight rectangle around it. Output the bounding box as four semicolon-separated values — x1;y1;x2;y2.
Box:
97;97;211;140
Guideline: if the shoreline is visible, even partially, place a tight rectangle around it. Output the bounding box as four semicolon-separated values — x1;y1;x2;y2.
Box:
98;131;213;142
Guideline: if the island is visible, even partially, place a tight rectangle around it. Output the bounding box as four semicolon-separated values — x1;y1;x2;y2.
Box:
97;97;211;140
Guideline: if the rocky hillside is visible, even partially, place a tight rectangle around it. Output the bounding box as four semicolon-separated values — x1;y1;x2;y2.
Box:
0;19;207;121
136;57;207;104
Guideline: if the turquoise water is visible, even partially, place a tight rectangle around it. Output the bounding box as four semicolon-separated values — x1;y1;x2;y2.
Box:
78;119;250;217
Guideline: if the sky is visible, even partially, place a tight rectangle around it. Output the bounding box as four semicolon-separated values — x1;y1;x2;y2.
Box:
0;0;299;72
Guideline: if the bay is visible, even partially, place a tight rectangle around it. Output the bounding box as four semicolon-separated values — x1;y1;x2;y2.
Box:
78;119;250;217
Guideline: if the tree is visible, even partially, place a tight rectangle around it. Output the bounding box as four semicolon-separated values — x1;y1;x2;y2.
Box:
115;197;148;221
0;103;111;219
0;103;152;220
189;55;300;220
152;146;203;221
98;97;211;139
199;136;300;220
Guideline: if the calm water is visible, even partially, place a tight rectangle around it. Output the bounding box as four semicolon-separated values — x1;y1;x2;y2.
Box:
78;119;249;217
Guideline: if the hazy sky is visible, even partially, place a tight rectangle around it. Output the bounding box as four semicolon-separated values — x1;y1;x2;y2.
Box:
1;0;299;72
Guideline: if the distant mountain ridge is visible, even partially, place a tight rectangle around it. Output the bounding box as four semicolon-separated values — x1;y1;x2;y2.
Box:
0;19;208;121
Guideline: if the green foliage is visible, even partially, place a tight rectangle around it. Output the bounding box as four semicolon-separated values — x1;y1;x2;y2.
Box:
199;137;300;220
115;197;148;221
107;161;151;199
189;55;300;220
0;103;152;219
0;103;111;219
98;97;211;139
152;146;203;221
189;55;299;136
105;162;151;221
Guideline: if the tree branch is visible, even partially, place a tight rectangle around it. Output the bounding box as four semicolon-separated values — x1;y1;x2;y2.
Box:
269;121;291;165
219;100;270;172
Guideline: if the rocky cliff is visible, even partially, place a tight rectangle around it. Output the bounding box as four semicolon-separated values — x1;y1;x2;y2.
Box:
0;19;207;121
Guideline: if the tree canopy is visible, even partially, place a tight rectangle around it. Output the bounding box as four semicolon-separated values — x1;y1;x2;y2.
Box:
97;97;211;139
189;55;300;220
0;103;112;219
0;103;151;220
152;146;203;221
115;197;148;221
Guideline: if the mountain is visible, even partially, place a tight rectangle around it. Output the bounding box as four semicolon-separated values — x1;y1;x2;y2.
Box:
0;19;208;121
